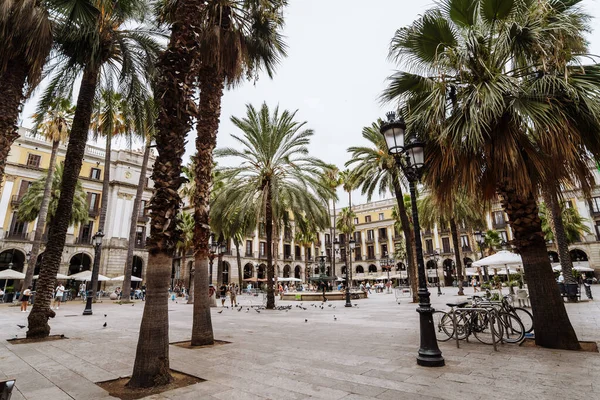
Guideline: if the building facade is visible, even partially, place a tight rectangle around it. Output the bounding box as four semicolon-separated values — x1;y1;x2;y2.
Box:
0;127;155;291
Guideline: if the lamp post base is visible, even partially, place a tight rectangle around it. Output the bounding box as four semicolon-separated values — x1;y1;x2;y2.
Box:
344;292;352;307
416;288;445;367
83;296;93;315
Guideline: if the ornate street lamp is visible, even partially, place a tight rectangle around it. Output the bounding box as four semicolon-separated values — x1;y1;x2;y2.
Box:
380;111;444;367
379;253;395;294
83;230;104;315
473;230;490;282
432;249;442;296
208;233;225;285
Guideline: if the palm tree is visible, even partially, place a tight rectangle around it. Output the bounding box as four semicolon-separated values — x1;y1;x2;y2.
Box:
20;98;74;295
214;103;332;312
89;88;138;302
122;101;156;300
176;211;194;302
27;0;162;340
346;120;418;302
294;217;317;283
383;0;600;349
418;192;485;295
0;0;53;187
335;207;356;281
483;230;502;256
128;0;203;388
321;166;341;277
190;0;287;345
18;163;89;226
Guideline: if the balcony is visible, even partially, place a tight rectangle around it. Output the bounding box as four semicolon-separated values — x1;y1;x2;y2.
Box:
441;248;453;255
295;255;302;261
76;236;93;245
354;255;363;261
366;255;376;261
378;236;388;242
284;254;292;260
245;251;253;257
462;246;472;253
4;231;28;240
423;230;433;236
365;237;375;244
394;234;403;242
314;240;322;247
284;235;292;243
88;207;99;218
493;221;507;229
134;239;146;249
10;195;22;207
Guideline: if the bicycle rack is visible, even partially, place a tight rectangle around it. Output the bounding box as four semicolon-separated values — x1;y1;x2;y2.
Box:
451;307;500;352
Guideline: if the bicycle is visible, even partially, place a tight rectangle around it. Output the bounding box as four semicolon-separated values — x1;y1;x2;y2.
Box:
471;294;533;333
433;301;504;346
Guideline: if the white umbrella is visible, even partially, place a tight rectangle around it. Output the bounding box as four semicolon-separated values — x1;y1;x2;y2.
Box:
33;273;70;280
472;251;522;267
375;275;389;280
0;269;26;292
68;270;110;281
110;275;142;282
0;269;26;280
552;263;594;272
277;277;302;282
391;272;408;279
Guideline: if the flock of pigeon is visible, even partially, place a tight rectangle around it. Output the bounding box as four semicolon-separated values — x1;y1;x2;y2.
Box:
214;301;359;323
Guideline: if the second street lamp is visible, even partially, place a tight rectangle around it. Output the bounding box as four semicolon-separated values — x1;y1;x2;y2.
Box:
474;230;490;282
334;238;354;307
380;111;444;367
83;230;104;315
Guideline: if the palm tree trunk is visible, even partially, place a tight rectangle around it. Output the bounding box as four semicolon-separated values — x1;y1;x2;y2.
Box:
123;138;151;301
542;187;576;286
20;140;59;296
348;190;352;282
391;169;418;302
0;57;27;189
498;183;580;350
449;218;464;295
187;266;195;304
304;246;309;283
236;241;242;286
266;181;275;309
27;64;99;338
89;133;111;301
128;2;199;384
216;234;224;286
191;64;224;345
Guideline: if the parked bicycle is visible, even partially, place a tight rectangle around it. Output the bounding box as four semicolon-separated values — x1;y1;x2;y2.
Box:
471;294;533;333
433;301;504;345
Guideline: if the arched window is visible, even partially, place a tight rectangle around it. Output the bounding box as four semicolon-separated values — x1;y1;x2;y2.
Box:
243;264;254;279
294;265;301;279
570;249;588;262
356;265;364;274
368;264;377;273
396;262;405;271
283;265;291;278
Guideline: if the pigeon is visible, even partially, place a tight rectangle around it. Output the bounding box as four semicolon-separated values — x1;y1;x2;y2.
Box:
333;306;336;309
304;319;308;322
328;304;332;307
17;324;25;329
218;310;223;314
334;316;337;321
132;304;135;306
238;307;243;312
255;309;260;313
245;309;249;313
103;322;107;328
104;314;107;318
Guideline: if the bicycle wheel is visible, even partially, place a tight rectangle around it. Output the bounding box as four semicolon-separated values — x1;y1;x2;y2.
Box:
513;307;533;333
498;312;525;343
432;311;454;342
473;311;503;345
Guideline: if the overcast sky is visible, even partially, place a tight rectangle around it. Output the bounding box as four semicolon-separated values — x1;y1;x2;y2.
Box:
20;0;600;207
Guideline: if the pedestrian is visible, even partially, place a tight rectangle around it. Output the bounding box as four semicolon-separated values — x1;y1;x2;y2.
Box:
219;283;228;306
79;282;86;299
557;272;564;283
20;286;32;312
471;278;478;292
54;283;65;309
141;284;146;301
365;282;371;294
229;284;237;307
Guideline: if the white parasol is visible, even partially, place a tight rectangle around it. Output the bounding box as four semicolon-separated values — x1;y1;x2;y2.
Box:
33;273;70;280
68;270;110;281
110;275;143;282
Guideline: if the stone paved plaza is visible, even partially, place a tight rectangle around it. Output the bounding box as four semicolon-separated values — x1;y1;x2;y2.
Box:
1;287;599;400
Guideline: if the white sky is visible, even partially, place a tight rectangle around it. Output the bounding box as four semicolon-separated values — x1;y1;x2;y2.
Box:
19;0;600;207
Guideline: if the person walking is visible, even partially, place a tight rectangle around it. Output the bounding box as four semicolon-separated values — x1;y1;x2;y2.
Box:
54;283;65;309
219;283;228;307
20;286;32;312
229;284;237;307
471;278;479;293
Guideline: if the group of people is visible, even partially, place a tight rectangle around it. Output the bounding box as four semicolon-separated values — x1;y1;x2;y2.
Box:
219;283;239;307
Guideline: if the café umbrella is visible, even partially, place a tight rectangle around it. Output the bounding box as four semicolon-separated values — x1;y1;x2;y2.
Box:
68;270;110;281
0;269;26;292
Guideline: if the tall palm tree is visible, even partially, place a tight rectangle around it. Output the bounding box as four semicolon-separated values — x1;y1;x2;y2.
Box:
346;120;418;302
335;207;356;281
176;211;194;302
321;166;341;276
122;103;156;300
88;88;138;302
540;201;591;245
18;163;89;226
0;0;52;187
418;192;485;295
190;0;287;345
27;0;162;340
214;103;332;312
383;0;600;349
20;98;74;295
294;216;317;283
128;0;201;387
